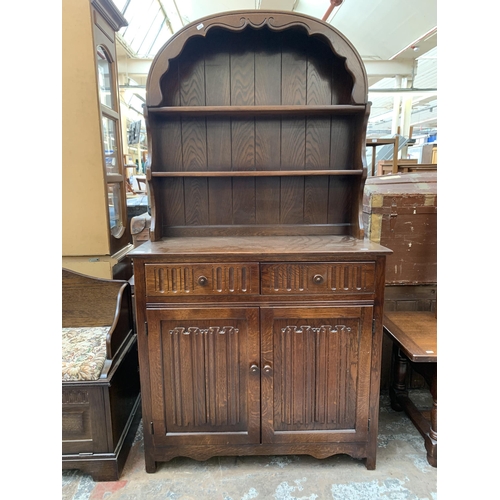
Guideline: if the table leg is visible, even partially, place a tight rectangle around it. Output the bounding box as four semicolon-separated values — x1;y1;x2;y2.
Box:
389;343;408;412
424;368;437;467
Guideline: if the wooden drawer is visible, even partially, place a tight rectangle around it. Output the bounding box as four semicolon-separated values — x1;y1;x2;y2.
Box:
261;262;375;295
145;263;260;296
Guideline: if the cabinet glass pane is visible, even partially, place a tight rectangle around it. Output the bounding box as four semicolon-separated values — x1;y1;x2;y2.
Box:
107;183;124;237
97;45;113;108
102;117;120;174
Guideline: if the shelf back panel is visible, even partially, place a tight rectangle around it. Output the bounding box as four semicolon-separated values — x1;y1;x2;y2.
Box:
152;175;359;237
158;27;354;109
149;115;364;173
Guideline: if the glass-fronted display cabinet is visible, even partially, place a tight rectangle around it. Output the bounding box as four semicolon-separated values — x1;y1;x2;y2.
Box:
62;0;132;279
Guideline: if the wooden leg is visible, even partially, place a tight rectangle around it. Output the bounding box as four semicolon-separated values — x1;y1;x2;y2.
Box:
365;455;376;470
389;343;408;412
424;367;437;467
144;452;157;473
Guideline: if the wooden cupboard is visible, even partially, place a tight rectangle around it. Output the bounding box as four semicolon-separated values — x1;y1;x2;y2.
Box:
129;10;391;471
62;0;132;280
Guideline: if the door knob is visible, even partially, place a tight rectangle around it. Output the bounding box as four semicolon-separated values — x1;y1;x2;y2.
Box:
250;364;259;373
263;364;272;374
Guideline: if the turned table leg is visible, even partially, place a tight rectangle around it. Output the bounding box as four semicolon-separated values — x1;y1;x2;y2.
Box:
424;367;437;467
383;311;437;468
389;343;408;412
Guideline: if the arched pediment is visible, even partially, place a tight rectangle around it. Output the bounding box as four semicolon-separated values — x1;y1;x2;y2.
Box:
146;10;367;107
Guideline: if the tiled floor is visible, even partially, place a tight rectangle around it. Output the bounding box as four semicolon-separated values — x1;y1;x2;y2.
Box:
62;391;437;500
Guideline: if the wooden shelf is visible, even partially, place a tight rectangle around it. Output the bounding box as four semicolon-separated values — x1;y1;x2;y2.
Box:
148;170;364;178
147;105;366;117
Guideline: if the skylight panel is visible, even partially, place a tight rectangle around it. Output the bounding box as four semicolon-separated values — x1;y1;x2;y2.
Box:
117;0;160;56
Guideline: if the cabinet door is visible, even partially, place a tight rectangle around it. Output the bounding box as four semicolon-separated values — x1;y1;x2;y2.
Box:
261;306;373;444
146;307;260;446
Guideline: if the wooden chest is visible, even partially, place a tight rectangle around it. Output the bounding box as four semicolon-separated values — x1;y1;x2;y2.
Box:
363;172;437;285
363;172;437;390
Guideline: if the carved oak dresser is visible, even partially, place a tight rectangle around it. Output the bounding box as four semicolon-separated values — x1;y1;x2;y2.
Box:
128;10;391;472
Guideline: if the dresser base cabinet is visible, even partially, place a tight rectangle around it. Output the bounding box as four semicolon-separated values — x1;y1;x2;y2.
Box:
130;236;389;471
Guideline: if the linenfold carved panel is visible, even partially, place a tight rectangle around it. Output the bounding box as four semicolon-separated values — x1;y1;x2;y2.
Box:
145;263;259;296
274;319;360;430
164;324;243;429
261;262;375;294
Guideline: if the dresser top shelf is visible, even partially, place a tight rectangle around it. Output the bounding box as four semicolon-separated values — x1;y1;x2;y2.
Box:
147;105;366;116
128;235;392;260
148;170;364;178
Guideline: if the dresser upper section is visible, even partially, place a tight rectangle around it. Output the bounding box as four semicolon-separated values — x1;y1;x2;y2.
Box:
146;10;368;108
143;11;373;241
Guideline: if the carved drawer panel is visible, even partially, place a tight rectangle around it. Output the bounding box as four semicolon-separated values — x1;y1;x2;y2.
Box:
261;262;375;295
145;263;260;296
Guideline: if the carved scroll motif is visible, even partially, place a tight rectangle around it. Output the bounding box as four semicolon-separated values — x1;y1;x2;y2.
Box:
62;390;89;405
281;325;352;335
169;326;239;336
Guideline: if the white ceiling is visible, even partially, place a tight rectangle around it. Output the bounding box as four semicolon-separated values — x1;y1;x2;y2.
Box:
114;0;437;140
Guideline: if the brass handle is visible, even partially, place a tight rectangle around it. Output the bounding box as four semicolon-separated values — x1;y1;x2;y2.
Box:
263;364;272;374
198;275;208;286
250;364;259;373
313;274;324;284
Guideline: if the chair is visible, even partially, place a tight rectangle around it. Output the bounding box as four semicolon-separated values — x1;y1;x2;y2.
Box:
62;268;141;481
135;176;147;193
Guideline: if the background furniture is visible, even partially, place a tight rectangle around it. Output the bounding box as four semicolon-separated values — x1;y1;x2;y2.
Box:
130;10;391;472
134;175;147;193
384;311;437;467
62;268;141;481
62;0;132;280
366;137;399;177
130;211;151;248
377;160;437;176
362;172;437;389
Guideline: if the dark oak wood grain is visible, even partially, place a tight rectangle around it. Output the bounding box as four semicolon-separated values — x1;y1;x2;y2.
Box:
131;11;391;473
147;14;370;239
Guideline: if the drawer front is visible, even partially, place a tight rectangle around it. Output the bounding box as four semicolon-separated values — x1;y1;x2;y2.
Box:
261;262;375;295
145;263;260;296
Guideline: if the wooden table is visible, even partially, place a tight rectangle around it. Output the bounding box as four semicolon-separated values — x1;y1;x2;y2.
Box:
383;311;437;467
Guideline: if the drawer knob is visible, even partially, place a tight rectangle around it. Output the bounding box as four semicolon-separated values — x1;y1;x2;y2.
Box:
198;276;208;286
250;364;259;373
313;274;324;284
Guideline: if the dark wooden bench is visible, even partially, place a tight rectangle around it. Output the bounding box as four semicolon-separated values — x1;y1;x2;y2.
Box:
383;311;437;467
62;268;142;481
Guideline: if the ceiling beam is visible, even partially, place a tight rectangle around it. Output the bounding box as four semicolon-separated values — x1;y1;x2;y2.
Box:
117;57;418;81
369;88;436;95
118;57;154;76
258;0;297;10
364;59;415;78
